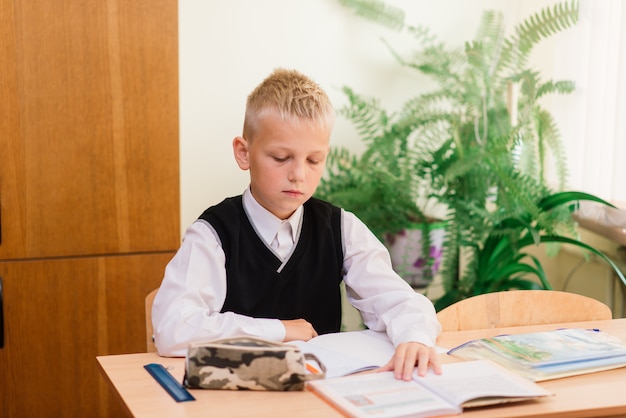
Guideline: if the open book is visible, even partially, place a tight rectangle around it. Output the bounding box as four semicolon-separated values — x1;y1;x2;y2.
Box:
447;328;626;381
307;359;552;418
290;330;397;378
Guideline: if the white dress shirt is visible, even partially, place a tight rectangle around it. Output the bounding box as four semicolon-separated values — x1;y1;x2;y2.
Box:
152;188;441;356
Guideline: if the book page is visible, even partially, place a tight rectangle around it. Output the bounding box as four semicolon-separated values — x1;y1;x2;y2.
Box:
307;330;396;364
415;360;552;407
290;330;395;378
308;371;460;418
291;339;379;378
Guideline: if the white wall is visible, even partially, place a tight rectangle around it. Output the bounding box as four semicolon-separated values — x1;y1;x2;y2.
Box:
179;0;562;233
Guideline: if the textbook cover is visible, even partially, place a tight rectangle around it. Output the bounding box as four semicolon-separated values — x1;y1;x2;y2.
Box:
447;328;626;381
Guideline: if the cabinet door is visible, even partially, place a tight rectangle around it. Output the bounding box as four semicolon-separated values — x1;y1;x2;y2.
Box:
0;0;179;260
0;252;174;418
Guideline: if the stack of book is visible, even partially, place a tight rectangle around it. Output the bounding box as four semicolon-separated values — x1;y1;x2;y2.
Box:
446;328;626;381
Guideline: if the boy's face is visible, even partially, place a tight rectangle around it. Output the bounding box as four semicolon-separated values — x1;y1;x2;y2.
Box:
233;110;331;220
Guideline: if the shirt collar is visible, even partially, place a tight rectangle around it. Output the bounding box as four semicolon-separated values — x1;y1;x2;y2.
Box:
242;187;302;246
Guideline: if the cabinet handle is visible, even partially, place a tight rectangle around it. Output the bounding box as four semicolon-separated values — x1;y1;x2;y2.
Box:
0;276;3;348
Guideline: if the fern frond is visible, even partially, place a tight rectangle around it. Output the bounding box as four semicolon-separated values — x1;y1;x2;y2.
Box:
438;211;460;291
492;168;546;223
405;25;439;49
537;79;575;98
472;10;506;77
498;0;579;73
324;146;359;175
339;87;388;145
337;0;405;30
534;107;569;189
516;125;541;179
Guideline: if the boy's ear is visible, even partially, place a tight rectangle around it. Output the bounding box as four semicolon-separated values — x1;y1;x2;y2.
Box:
232;136;250;170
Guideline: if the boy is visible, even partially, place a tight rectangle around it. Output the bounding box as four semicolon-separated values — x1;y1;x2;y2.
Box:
152;68;441;380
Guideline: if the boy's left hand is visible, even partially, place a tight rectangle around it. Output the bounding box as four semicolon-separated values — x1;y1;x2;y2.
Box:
378;342;442;381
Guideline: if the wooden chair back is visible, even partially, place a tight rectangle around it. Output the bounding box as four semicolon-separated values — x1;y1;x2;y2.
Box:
145;288;159;352
436;290;612;332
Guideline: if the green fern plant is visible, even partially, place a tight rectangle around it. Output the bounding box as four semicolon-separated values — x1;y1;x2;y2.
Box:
315;87;441;285
316;87;433;240
329;0;626;309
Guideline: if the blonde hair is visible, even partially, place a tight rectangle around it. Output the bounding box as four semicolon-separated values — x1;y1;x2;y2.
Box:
243;68;335;140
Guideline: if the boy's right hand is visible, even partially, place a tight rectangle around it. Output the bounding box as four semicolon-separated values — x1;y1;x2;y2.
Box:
281;319;318;341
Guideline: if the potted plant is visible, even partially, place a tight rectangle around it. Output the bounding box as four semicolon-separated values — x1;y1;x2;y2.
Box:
334;0;626;308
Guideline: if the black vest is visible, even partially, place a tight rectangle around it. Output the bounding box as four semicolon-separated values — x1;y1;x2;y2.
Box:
199;196;344;335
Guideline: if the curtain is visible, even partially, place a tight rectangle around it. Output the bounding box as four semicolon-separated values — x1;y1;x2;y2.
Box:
552;0;626;204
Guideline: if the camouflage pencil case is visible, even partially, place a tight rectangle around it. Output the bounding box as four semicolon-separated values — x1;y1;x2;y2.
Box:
183;337;326;391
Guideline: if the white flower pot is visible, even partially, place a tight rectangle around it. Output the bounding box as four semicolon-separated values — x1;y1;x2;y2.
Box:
385;223;446;288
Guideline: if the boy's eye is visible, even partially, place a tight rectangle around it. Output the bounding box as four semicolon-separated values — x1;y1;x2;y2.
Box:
307;159;320;165
272;156;288;162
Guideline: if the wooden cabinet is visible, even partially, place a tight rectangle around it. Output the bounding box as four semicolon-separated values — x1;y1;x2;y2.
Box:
0;1;179;416
0;255;173;417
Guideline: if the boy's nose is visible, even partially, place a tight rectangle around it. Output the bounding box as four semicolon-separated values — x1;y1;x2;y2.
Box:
288;161;305;182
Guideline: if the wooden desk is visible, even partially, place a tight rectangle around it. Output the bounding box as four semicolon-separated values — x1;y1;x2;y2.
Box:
97;352;342;417
98;318;626;417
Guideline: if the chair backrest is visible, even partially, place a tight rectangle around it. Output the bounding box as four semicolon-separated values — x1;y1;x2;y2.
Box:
436;290;612;332
145;288;159;352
